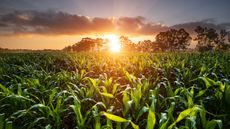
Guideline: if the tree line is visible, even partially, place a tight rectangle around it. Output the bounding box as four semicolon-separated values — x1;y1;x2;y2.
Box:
63;26;230;52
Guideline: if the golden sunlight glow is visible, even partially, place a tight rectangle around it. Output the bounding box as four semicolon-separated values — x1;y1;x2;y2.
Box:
105;34;121;52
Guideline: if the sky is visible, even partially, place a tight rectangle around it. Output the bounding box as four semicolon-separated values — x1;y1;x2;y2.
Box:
0;0;230;49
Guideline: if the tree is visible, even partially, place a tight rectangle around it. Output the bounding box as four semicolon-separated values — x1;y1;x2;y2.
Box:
137;40;154;52
175;29;191;50
63;45;73;51
119;36;135;51
95;38;105;51
155;31;169;51
216;29;230;51
194;26;205;45
194;26;230;51
68;38;97;52
195;26;219;51
62;37;112;52
155;29;191;51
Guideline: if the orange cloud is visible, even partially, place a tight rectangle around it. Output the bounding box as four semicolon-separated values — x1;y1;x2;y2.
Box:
0;10;229;36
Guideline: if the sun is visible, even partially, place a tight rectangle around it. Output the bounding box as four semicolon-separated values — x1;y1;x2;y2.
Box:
105;34;121;52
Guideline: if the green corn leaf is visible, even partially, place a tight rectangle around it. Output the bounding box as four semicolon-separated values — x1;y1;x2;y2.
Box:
159;113;167;127
102;112;128;122
168;105;200;129
0;84;9;94
101;86;107;93
102;112;139;129
199;104;206;129
147;95;157;129
70;102;83;126
49;88;57;105
17;85;22;96
205;120;222;129
136;106;148;121
167;102;176;122
112;84;118;95
199;77;216;89
176;107;198;122
30;117;47;127
89;78;100;93
95;115;101;129
225;85;230;107
10;109;27;119
195;89;207;98
116;122;121;129
122;90;130;115
5;121;13;129
199;65;206;76
100;92;114;98
147;109;156;129
0;114;5;129
45;124;52;129
30;104;47;110
130;121;139;129
218;82;225;92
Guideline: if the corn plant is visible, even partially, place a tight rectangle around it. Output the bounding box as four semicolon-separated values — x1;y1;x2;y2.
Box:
0;52;229;128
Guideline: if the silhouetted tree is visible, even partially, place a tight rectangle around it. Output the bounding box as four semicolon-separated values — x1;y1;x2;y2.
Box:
155;29;191;51
62;37;109;52
63;45;73;51
195;26;218;51
155;31;168;51
119;36;135;51
195;26;229;51
95;38;105;51
137;40;154;52
175;29;191;50
194;26;204;46
216;29;230;51
69;38;96;52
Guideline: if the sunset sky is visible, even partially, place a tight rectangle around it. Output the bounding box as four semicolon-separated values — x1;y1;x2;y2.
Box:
0;0;230;49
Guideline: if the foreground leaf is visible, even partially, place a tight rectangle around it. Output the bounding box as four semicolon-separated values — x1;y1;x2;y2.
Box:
102;112;139;129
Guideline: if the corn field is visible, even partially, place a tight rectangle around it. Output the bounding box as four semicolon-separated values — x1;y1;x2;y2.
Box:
0;52;230;129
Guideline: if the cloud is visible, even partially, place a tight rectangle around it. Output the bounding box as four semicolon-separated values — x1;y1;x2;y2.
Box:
91;17;115;33
0;10;168;36
0;10;94;35
117;16;145;33
219;23;230;31
0;22;8;27
0;10;117;35
139;23;169;35
171;19;229;35
0;10;230;36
